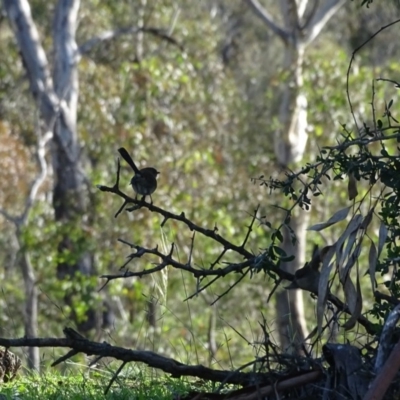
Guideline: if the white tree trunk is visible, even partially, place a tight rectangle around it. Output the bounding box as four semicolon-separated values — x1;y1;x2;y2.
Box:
20;250;39;370
4;0;99;338
245;0;345;351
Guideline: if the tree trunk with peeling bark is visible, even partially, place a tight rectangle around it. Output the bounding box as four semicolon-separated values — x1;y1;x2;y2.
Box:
3;0;99;337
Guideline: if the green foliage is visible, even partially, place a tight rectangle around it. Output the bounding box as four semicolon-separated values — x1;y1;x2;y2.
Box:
0;369;196;399
264;81;400;335
3;0;400;374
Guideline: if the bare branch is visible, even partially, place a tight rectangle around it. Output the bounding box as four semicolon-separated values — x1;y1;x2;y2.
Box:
244;0;290;43
20;131;53;224
101;244;259;281
79;26;184;55
97;184;254;259
303;0;346;46
105;361;128;395
0;328;268;388
0;209;19;225
241;205;260;247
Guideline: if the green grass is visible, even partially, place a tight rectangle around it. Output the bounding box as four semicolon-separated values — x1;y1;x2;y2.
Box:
0;367;198;400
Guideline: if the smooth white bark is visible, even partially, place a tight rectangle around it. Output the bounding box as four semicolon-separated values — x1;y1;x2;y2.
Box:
245;0;345;351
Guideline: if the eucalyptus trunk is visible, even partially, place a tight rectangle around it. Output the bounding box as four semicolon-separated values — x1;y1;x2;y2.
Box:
245;0;345;351
4;0;99;336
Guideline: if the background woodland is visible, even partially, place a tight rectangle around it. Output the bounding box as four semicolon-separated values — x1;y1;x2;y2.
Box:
0;0;399;377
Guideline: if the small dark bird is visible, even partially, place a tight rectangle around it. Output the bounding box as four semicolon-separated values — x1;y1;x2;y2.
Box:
285;263;321;293
285;245;333;293
118;147;159;202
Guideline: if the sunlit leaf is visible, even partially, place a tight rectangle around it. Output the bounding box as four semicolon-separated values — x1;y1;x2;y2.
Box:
308;206;351;231
317;244;336;335
341;238;364;280
335;214;363;269
339;235;357;278
304;326;318;341
368;241;377;292
360;207;374;230
342;271;362;331
378;222;388;258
